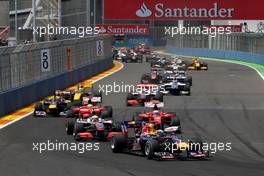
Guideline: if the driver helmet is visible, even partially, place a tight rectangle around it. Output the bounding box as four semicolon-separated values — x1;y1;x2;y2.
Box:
87;104;93;107
157;129;164;136
90;115;99;123
146;123;157;134
176;58;182;64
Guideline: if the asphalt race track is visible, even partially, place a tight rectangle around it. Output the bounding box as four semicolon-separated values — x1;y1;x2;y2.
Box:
1;58;264;176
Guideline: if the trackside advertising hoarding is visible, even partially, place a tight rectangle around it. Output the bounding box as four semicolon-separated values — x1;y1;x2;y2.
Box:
104;0;264;20
97;24;149;35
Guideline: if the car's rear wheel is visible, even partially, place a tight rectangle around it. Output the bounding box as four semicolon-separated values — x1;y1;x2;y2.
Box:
34;102;44;116
111;134;126;153
73;122;84;141
66;118;75;135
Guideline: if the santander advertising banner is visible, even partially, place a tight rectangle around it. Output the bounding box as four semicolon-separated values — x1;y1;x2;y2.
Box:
104;0;263;20
97;24;149;35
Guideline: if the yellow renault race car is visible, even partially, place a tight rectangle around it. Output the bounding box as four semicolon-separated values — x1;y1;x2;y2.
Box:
187;58;208;70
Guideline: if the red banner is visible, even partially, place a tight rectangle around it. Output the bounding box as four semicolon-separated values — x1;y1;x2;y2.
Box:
104;0;264;20
97;24;149;35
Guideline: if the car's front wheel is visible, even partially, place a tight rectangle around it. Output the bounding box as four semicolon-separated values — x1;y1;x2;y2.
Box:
144;140;159;159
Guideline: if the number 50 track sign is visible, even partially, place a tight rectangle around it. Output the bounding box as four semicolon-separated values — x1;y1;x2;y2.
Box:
41;49;51;72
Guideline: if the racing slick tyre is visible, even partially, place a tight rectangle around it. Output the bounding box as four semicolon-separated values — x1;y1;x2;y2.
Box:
184;83;191;96
34;102;44;111
34;102;44;116
66;118;75;135
73;122;84;141
111;134;126;153
66;109;74;118
203;63;208;70
144;140;159;159
154;92;163;102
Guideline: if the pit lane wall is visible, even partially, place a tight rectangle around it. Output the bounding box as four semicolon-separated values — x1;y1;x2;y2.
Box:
166;33;264;65
0;35;113;117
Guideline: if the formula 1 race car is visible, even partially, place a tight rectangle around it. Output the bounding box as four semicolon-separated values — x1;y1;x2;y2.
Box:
187;58;208;70
146;54;165;63
150;58;169;68
112;47;119;60
164;59;187;71
133;108;181;128
34;85;103;117
34;97;71;117
66;100;113;118
162;79;191;96
114;47;129;61
66;112;121;141
126;84;164;107
122;50;143;63
66;100;113;133
69;85;102;105
134;43;150;55
141;72;163;84
162;71;193;86
111;121;210;160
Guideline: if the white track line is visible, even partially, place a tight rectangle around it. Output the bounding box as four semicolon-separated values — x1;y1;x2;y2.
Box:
0;112;33;130
0;62;124;130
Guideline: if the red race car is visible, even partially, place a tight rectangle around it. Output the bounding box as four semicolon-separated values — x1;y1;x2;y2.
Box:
65;100;113;135
66;112;121;141
133;108;181;129
134;43;150;55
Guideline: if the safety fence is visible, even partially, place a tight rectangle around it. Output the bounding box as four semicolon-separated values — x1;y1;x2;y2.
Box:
0;35;112;92
166;33;264;65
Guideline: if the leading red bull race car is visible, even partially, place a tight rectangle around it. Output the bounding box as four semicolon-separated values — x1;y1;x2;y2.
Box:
110;120;210;160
